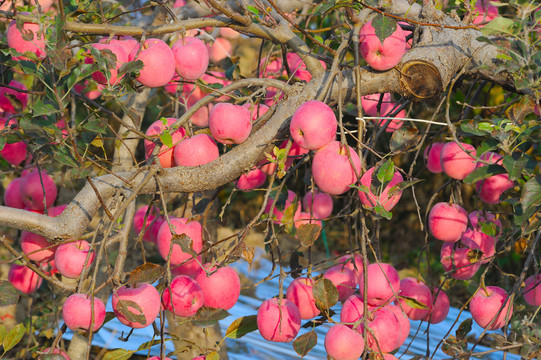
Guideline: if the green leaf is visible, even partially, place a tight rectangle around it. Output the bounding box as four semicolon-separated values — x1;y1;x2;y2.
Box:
463;164;506;184
32;100;59;117
503;154;529;181
296;223;322;247
313;1;336;15
0;280;19;306
455;318;473;340
521;176;541;209
480;17;515;36
387;178;423;197
246;6;259;15
312;278;338;310
293;331;317;357
376;159;395;183
136;338;172;352
101;349;133;360
373;204;393;220
225;315;258;339
126;263;163;287
118;60;144;77
0;137;5;151
206;352;220;360
160;132;173;148
399;295;429;310
0;325;6;344
191;307;230;328
350;184;370;194
2;323;26;353
371;14;398;44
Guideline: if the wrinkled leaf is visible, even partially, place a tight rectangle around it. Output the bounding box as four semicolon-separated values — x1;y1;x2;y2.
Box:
118;60;144;76
0;325;6;344
390;127;420;152
312;278;338;310
296;223;322;247
192;307;230;328
0;280;19;306
373;205;393;220
126;263;163;286
521;176;541;209
387;178;423;197
2;323;26;353
376;159;395;183
206;352;220;360
171;233;197;257
467;249;484;263
225;315;258;339
372;14;398;44
463;164;506;184
293;331;317;357
101;349;133;360
113;299;147;326
503;154;528;181
399;295;429;309
455;318;473;340
137;338;172;352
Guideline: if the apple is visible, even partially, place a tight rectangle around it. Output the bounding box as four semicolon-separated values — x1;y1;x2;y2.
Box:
20;231;57;263
112;283;161;328
470;286;513;330
172;0;186;7
156;218;203;266
85;43;128;86
468;210;503;236
394;277;433;320
340;294;371;329
323;265;357;302
264;189;301;224
0;119;28;166
132;205;163;243
472;0;499;26
236;168;266;191
41;348;69;360
144;117;188;168
358;166;404;212
162;275;204;317
172;37;209;80
3;177;25;209
423;288;450;324
7;20;46;60
285;53;327;82
207;37;232;64
148;357;172;360
8;264;42;294
461;228;496;264
173;134;219;166
440;142;477;180
73;81;103;100
359;20;407;71
257;298;301;342
20;170;57;212
475;152;513;204
385;304;410;347
428;202;468;242
361;93;392;116
102;36;139;60
171;256;203;278
311;141;362;195
523;275;541;307
285;277;319;319
208;103;252;145
131;38;176;88
220;27;240;39
359;263;400;306
440;238;482;280
54;240;95;278
194;264;240;310
289;100;337;150
292;212;322;229
242;102;270;122
359;307;402;353
0;80;28;114
324;324;365;360
303;190;333;219
424;142;445;173
62;293;106;332
48;204;67;217
338;254;365;283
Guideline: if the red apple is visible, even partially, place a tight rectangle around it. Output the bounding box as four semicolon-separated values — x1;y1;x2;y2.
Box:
440;142;477;180
257;298;301;342
236;168;266;191
303;190;333;219
172;37;209;80
0;119;28;166
131;38;176;88
156;218;203;266
424;142;445;173
20;170;57;212
359;307;402;353
324;265;357;302
359;263;400;306
470;285;513;330
394;277;432;320
0;80;28;114
20;231;57;263
289;100;337;150
358;166;404;212
264;189;301;225
62;293;105;332
8;263;42;294
461;228;495;264
285;277;320;319
385;304;410;347
3;177;25;209
440;238;482;280
144;118;188;168
361;93;392;116
359;20;407;71
7;20;46;60
173;134;219;167
86;43;128;85
162;275;204;317
324;324;365;360
207;37;232;64
338;254;365;283
468;210;503;236
54;240;95;278
194;264;240;310
475;152;513;204
209;103;252;145
428;202;468;242
423;288;450;324
112;283;161;328
523;275;541;307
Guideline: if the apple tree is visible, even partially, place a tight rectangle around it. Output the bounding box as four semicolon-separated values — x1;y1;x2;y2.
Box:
0;0;540;359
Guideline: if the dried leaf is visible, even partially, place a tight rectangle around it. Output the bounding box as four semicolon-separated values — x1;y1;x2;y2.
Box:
296;223;322;247
126;263;163;286
191;307;230;328
293;331;317;357
225;315;258;339
312;278;338;310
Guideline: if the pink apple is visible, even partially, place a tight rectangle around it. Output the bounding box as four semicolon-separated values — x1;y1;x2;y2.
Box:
440;142;477;180
424;142;445;173
20;231;57;263
475;152;513;204
440;238;482;280
361;93;392;116
48;204;66;217
292;212;322;229
171;256;203;278
20;170;57;211
359;20;407;71
324;265;357;302
112;283;161;328
133;205;163;243
0;80;28;114
242;103;270;122
54;240;95;278
172;37;209;80
257;298;301;342
0;119;28;166
340;294;372;329
86;43;128;85
428;202;468;242
376;108;404;132
172;0;186;7
289;100;337;150
3;177;25;209
144;118;187;168
219;27;240;39
207;37;232;63
472;0;499;26
523;275;541;306
259;140;308;175
236;168;266;191
303;190;333;219
42;348;69;360
8;264;42;294
264;189;301;224
62;293;105;332
162;275;204;317
285;53;327;82
385;304;410;347
131;38;176;88
470;286;513;330
73;81;103;100
324;324;365;360
285;277;319;319
156;218;203;265
359;263;400;306
468;210;503;236
338;254;365;283
423;288;450;324
311;141;361;195
209;103;252;145
173;134;219;166
358;166;404;212
359;307;402;353
7;20;46;60
394;277;433;320
194;264;240;310
102;36;140;61
461;228;495;264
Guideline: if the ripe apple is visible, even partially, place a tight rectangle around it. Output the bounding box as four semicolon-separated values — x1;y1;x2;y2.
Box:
103;36;140;59
523;275;541;307
324;324;365;360
8;263;42;294
132;205;163;243
173;134;219;166
20;231;57;263
207;37;232;63
461;228;495;264
472;0;499;26
361;93;392;116
285;53;327;82
338;254;365;283
359;307;402;353
470;286;513;330
424;142;445;173
172;37;209;80
0;119;28;166
440;238;482;280
428;202;468;242
131;38;176;88
358;166;404;211
73;81;103;100
385;304;410;347
323;265;357;302
475;152;513;204
209;103;252;145
423;288;450;324
144;118;188;168
3;177;25;209
236;168;266;191
440;142;477;180
62;293;105;332
289;100;337;150
85;43;128;86
242;102;270;122
162;275;204;317
220;27;240;39
112;283;161;328
156;218;203;266
303;190;333;219
264;189;301;224
194;264;240;310
340;294;372;329
257;298;301;342
359;20;407;71
285;277;320;319
468;210;503;236
311;141;361;195
7;20;46;60
359;263;400;306
171;256;203;278
0;80;28;114
20;170;57;212
41;347;70;360
54;240;95;279
394;277;433;320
